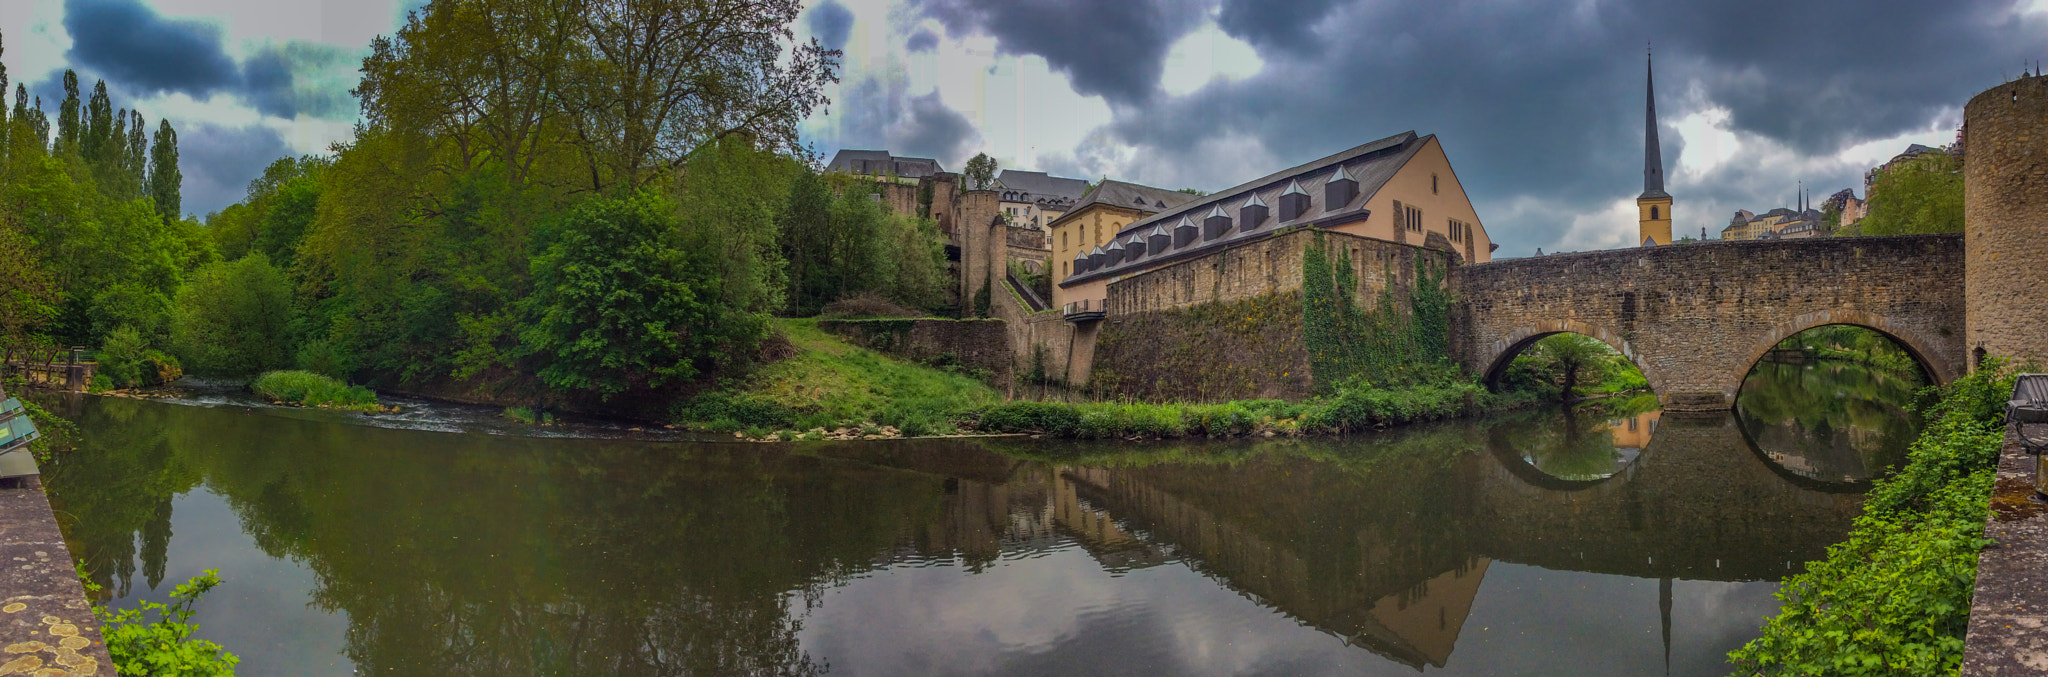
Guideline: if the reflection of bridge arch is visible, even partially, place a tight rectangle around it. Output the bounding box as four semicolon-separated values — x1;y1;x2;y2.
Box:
1483;414;1645;492
1730;410;1880;495
1477;320;1664;397
1733;311;1953;384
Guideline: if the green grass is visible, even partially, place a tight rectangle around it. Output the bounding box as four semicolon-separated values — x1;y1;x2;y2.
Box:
979;377;1547;439
672;318;1001;436
250;370;382;412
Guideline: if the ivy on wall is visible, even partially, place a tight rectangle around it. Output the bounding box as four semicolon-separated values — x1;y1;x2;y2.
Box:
1301;230;1453;393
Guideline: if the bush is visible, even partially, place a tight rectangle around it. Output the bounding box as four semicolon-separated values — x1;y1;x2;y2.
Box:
1300;381;1484;432
142;350;183;386
93;569;240;677
979;401;1083;436
96;326;148;389
672;391;797;433
1727;360;2015;675
250;370;380;412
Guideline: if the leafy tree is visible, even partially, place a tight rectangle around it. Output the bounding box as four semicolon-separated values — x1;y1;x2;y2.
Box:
963;152;997;190
170;254;296;376
125;109;147;195
148;119;181;221
56;70;79;152
96;325;147;389
1857;152;1963;235
520;191;731;398
0;216;57;346
1521;333;1612;401
778;169;836;315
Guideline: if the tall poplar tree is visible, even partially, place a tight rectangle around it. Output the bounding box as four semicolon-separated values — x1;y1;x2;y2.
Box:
2;31;10;158
125;110;147;191
85;81;114;171
57;70;79;152
148;120;181;221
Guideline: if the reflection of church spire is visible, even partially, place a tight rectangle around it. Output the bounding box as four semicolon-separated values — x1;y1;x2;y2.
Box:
1660;577;1673;675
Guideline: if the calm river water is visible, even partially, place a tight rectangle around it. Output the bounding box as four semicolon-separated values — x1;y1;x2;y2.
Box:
40;358;1924;676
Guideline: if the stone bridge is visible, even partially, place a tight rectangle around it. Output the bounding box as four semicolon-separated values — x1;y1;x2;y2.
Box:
1450;233;1966;411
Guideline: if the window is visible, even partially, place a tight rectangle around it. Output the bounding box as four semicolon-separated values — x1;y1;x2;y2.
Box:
1063;261;1069;277
1448;219;1465;243
1432;174;1439;194
1405;205;1423;232
1062;231;1068;249
1650;206;1660;220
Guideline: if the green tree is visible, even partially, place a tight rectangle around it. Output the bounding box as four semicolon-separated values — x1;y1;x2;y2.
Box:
125;110;147;196
170;254;296;376
520;191;729;398
778;169;835;315
1522;333;1612;401
148;119;181;221
963;152;997;190
1856;152;1963;235
56;70;79;152
0;216;57;346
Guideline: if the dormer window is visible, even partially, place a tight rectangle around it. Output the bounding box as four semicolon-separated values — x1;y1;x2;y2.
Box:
1278;180;1311;222
1203;205;1231;240
1324;165;1357;210
1239;193;1269;232
1173;216;1199;247
1149;225;1175;252
1105;240;1126;265
1125;234;1147;260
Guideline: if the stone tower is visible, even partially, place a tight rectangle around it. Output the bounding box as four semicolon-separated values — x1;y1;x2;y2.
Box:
1638;53;1673;247
1965;73;2048;371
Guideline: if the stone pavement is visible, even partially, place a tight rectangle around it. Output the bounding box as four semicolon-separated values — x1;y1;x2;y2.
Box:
1963;430;2048;675
0;479;113;676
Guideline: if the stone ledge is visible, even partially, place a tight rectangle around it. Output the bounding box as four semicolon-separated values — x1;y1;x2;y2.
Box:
0;481;114;676
1963;430;2048;675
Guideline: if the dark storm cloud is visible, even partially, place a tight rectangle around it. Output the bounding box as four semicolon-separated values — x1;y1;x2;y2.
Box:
907;0;1211;104
831;77;981;168
63;0;360;120
63;0;240;98
1214;0;1344;56
178;123;294;217
1021;0;2046;255
906;28;940;53
808;0;856;52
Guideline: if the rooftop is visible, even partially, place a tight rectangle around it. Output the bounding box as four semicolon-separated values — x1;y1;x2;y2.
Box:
825;150;947;179
1062;130;1427;287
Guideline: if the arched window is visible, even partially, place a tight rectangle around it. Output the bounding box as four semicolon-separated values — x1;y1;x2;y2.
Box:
1650;206;1660;220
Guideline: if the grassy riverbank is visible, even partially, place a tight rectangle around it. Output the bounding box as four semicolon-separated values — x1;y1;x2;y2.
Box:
665;319;1553;440
250;370;383;412
1727;360;2014;675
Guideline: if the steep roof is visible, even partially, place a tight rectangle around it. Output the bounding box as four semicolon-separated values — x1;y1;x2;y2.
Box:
825;150;946;178
1056;180;1200;224
1062;131;1427;287
996;170;1089;201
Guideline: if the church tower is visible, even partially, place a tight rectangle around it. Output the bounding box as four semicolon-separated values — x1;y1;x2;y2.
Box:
1638;52;1673;246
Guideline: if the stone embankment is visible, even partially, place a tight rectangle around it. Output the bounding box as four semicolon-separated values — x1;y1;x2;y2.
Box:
0;480;113;676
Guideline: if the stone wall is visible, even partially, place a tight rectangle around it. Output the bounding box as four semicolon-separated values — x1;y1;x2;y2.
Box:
818;318;1014;388
1451;234;1967;411
1105;227;1450;316
1965;74;2048;372
1086;229;1453;402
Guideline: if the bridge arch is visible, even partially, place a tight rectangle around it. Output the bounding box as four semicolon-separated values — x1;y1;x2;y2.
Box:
1733;309;1958;386
1477;319;1666;396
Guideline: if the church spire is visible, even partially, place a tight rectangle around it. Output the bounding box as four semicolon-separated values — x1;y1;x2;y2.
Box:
1642;48;1668;199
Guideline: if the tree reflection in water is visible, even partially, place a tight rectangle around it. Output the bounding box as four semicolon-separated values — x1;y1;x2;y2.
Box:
1736;352;1925;485
40;385;1895;676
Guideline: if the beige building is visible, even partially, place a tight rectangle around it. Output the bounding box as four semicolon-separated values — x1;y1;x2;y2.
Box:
1047;181;1198;309
1722;189;1824;241
1055;131;1494;313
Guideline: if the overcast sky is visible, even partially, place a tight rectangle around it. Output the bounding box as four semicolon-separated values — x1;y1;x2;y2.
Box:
5;0;2045;256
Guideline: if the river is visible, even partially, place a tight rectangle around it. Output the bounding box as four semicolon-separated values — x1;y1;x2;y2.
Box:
38;358;1923;676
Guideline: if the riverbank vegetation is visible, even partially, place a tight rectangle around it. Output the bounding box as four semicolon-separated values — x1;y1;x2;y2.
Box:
85;569;239;676
250;371;381;412
1728;359;2014;675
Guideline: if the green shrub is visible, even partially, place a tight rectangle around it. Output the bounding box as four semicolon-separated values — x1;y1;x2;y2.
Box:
978;401;1083;436
170;254;296;377
503;406;554;426
250;370;380;412
672;392;797;433
96;325;148;389
1727;360;2015;675
142;350;183;386
93;569;240;676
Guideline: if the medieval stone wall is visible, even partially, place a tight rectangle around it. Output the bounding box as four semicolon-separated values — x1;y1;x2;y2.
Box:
1965;74;2048;371
1451;234;1967;410
1086;229;1453;401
